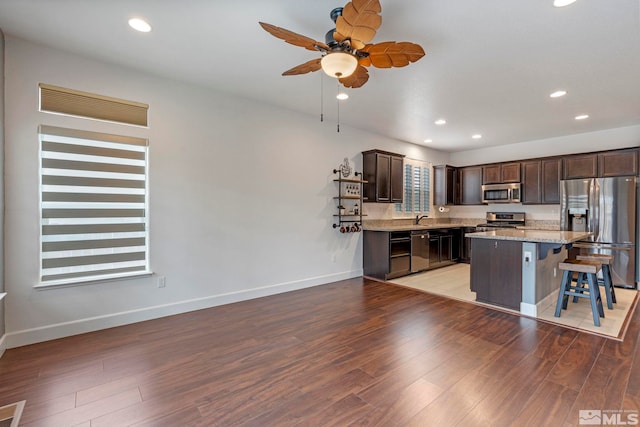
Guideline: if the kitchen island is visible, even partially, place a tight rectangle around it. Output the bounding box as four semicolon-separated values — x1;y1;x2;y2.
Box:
467;229;592;315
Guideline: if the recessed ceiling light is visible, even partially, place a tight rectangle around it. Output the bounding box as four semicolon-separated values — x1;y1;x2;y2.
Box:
550;90;567;98
434;119;446;125
472;134;482;139
423;139;433;143
553;0;577;7
128;18;152;33
575;114;589;120
336;92;349;100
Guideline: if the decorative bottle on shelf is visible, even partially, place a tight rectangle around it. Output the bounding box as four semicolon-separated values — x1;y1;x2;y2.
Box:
354;203;359;215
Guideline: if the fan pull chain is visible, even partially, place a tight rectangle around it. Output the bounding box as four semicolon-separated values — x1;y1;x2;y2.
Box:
320;73;324;122
336;80;340;133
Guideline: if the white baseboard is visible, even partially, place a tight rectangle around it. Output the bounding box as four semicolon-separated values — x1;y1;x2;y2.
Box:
520;302;537;317
5;269;362;349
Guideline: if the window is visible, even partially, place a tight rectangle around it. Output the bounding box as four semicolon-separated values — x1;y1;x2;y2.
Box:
38;125;149;286
395;160;431;214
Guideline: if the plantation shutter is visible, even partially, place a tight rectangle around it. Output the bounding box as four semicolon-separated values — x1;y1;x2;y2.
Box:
395;161;431;214
39;125;149;285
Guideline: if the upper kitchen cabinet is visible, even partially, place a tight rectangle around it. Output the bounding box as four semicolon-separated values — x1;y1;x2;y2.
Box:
433;165;458;205
522;158;561;204
564;149;638;179
598;149;638;177
483;162;521;184
563;153;598;179
362;150;405;203
459;166;483;205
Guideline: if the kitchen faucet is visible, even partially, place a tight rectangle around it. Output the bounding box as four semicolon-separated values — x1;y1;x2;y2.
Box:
415;215;429;225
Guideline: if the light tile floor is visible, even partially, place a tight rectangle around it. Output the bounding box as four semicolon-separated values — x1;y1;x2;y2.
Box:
390;264;638;340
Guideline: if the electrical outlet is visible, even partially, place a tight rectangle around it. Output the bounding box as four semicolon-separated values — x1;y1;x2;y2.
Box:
157;276;166;288
524;251;532;264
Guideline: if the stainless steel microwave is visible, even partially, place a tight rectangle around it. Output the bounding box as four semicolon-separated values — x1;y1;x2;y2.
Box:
481;183;521;203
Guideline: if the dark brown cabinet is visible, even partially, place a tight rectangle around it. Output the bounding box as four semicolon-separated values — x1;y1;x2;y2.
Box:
362;150;404;203
460;227;476;263
563;153;598;179
458;166;483;205
522;158;561;204
470;238;522;310
363;230;411;280
541;158;561;203
599;149;638;177
502;162;522;183
428;229;457;268
482;162;521;184
482;164;501;184
521;160;541;204
564;149;638;179
433;165;458;205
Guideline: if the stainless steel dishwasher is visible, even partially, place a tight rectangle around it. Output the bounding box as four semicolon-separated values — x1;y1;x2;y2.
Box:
411;230;430;272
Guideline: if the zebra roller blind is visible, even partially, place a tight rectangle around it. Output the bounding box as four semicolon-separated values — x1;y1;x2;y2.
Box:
39;125;149;285
39;83;149;127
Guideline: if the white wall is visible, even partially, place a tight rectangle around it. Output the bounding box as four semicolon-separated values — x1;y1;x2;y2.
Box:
449;125;640;166
0;29;6;356
2;37;448;348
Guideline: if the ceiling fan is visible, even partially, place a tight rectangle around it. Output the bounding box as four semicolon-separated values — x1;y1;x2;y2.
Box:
259;0;425;88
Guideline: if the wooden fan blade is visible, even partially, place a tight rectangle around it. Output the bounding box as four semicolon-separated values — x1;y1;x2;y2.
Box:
339;65;369;88
282;58;322;76
361;41;425;68
334;0;382;50
259;22;329;52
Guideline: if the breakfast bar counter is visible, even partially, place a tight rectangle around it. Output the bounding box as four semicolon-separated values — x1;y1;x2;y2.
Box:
466;229;591;244
466;229;592;315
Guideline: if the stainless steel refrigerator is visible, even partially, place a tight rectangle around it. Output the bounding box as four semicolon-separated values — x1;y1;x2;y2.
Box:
560;176;637;288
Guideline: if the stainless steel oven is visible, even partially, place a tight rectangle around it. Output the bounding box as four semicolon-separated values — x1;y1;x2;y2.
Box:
476;212;526;231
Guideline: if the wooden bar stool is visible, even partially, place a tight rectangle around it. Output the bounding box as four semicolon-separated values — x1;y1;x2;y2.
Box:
576;254;616;309
555;259;604;326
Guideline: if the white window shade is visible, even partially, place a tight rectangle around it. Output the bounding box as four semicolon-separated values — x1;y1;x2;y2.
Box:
39;125;150;286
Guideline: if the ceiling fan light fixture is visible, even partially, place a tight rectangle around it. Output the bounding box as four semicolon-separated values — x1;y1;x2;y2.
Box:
128;18;151;33
321;52;358;78
553;0;577;7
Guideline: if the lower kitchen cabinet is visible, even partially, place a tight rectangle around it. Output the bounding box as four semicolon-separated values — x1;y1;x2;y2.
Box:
429;229;460;268
460;227;476;263
363;230;411;280
470;238;522;310
364;228;463;280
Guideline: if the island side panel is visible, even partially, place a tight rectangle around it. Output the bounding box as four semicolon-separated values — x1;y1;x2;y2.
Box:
535;244;568;303
470;238;523;310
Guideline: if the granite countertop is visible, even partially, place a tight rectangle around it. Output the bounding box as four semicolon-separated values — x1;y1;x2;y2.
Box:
362;223;473;232
466;229;591;244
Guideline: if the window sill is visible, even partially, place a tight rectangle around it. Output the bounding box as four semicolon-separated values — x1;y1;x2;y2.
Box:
34;271;154;290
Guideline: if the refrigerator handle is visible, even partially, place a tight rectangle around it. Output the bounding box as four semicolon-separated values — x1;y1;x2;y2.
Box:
590;179;599;240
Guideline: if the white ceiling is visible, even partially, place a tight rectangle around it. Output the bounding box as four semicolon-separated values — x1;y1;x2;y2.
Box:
0;0;639;152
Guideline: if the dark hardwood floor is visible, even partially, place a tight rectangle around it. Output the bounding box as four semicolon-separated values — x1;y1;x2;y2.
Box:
1;277;639;426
